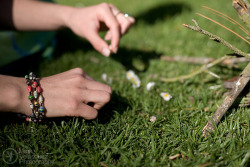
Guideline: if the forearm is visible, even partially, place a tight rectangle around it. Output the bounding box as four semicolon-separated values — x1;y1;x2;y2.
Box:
0;0;74;31
0;75;27;114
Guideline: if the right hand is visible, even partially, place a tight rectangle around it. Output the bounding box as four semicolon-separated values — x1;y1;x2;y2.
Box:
20;68;112;120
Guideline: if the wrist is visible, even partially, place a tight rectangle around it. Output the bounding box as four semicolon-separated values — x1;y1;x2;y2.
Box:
0;75;28;115
57;5;76;29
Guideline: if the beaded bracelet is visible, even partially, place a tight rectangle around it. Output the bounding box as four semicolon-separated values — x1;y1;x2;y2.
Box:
25;72;45;122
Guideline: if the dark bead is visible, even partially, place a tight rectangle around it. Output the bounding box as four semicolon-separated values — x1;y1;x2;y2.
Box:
39;106;45;112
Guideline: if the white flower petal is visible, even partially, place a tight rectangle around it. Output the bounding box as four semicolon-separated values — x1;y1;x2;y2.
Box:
126;70;135;80
146;82;155;90
102;73;107;81
150;116;157;123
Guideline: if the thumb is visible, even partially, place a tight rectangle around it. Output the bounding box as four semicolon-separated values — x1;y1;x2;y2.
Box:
86;31;111;57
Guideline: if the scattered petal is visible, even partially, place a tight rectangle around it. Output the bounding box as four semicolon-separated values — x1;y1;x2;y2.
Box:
169;154;180;160
209;85;221;90
160;92;172;101
150;116;157;123
146;82;155;90
102;73;107;82
102;73;112;84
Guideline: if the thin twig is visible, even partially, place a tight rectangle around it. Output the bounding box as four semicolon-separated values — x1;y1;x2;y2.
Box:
183;19;250;58
160;55;230;82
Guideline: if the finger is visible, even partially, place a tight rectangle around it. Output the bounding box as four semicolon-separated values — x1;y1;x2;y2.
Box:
82;89;111;110
75;104;98;120
116;14;135;35
108;4;120;16
85;30;111;57
97;5;120;54
83;80;112;94
120;20;132;35
104;30;111;41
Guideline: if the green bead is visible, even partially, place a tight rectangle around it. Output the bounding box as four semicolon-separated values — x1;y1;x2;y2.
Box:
28;95;34;100
25;75;29;79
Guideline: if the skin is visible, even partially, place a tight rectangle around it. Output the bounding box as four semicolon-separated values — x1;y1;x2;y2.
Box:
0;0;135;119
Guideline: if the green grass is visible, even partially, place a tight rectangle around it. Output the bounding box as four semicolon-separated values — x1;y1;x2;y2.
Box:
1;0;250;166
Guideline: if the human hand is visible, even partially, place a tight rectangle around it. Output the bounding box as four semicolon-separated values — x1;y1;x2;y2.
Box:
65;3;135;57
20;68;112;120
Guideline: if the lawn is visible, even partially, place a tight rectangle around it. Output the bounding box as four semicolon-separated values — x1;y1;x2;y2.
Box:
0;0;250;166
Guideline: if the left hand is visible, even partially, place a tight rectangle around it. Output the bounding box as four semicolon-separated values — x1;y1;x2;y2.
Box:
65;3;135;57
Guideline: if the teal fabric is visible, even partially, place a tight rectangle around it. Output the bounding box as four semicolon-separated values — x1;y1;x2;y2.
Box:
0;31;56;67
0;0;56;67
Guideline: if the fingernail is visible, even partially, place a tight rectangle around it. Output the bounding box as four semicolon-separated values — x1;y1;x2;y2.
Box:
102;48;110;57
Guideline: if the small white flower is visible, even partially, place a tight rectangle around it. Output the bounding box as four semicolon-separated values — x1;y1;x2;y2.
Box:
160;92;172;101
126;70;141;88
126;70;135;80
146;82;155;90
150;116;157;123
102;73;107;82
131;76;141;88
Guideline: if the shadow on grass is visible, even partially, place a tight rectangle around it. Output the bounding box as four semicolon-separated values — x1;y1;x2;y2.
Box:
135;2;192;24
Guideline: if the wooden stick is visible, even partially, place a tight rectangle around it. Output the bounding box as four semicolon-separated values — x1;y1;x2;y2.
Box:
203;63;250;137
160;55;249;65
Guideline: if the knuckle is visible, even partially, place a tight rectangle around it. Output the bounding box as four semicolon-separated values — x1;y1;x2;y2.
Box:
71;68;84;75
100;2;109;7
99;2;109;8
71;75;85;87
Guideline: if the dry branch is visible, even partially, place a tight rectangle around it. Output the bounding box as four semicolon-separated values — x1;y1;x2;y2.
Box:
233;0;250;28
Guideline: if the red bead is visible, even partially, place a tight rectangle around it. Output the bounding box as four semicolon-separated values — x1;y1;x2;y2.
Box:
26;117;30;122
32;81;38;88
37;86;42;93
27;86;32;92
